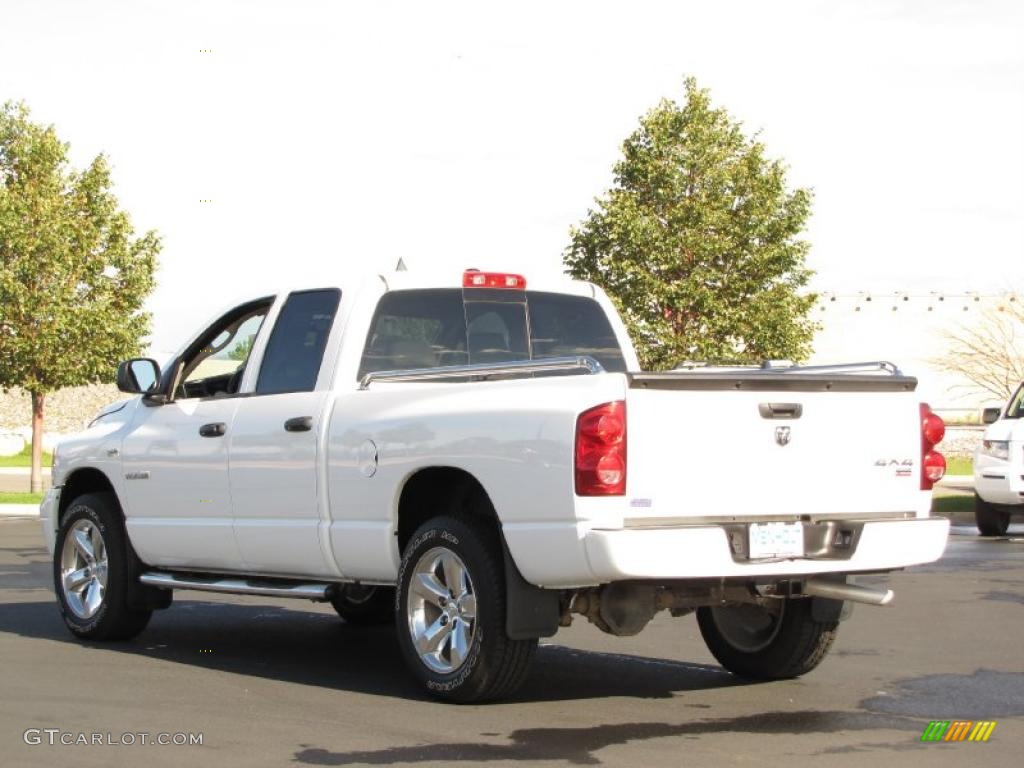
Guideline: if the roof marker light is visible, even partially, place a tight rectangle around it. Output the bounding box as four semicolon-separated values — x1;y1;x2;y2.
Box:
463;270;527;290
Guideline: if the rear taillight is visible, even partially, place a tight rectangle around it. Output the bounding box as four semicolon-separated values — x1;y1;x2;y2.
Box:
920;403;946;490
922;408;945;446
575;401;626;495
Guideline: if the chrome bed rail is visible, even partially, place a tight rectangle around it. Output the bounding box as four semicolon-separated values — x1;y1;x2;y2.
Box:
359;355;604;390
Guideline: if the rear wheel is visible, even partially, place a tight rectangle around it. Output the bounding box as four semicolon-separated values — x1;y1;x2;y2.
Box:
54;493;152;641
975;493;1011;536
396;515;536;703
697;598;837;679
329;584;395;625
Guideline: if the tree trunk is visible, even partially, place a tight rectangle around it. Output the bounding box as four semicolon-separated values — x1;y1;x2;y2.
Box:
30;391;45;494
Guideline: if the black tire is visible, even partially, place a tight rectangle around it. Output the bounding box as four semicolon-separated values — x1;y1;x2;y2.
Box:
697;597;837;679
329;584;395;625
975;493;1011;537
396;515;536;703
54;493;152;641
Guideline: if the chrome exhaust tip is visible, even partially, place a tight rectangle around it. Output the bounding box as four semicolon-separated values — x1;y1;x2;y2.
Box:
802;578;894;606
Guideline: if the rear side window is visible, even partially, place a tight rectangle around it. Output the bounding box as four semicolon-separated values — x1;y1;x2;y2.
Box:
358;289;467;377
527;292;626;373
256;289;341;394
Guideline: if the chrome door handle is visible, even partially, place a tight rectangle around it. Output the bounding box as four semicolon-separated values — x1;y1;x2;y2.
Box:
284;416;313;432
199;422;227;437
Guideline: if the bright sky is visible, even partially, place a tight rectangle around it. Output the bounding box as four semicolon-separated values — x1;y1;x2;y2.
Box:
3;0;1022;353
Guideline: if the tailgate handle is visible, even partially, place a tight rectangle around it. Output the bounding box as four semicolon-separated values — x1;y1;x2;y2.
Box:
759;402;803;419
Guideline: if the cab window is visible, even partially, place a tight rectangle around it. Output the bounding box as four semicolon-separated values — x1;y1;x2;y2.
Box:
358;289;467;376
526;292;626;373
176;300;271;399
465;297;529;365
357;288;627;377
255;289;341;394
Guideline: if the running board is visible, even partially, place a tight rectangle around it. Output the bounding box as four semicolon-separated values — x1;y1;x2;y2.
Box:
139;571;332;601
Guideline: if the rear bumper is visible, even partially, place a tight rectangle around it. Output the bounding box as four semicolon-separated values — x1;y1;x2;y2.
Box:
582;517;950;582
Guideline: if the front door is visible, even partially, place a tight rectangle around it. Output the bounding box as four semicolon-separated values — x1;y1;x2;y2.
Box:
120;300;271;569
121;397;242;568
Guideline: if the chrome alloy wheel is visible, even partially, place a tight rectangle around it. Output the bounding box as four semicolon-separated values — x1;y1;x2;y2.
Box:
60;519;109;619
406;547;477;674
709;601;784;653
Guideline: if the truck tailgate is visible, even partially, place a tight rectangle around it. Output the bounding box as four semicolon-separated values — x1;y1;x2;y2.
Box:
624;371;925;522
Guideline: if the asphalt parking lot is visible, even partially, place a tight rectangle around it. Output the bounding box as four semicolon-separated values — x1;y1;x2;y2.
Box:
2;515;1022;768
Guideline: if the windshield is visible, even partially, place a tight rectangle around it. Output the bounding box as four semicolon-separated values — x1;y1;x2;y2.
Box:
1007;383;1024;419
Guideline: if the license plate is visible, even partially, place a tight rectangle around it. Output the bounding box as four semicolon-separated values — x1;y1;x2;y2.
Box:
748;521;805;559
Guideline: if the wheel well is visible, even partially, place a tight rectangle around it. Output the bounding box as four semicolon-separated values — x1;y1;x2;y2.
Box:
396;467;498;553
58;468;117;522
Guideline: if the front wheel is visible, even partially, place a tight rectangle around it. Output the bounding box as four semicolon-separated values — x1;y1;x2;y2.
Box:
975;493;1011;536
54;493;152;641
697;598;837;679
396;515;536;703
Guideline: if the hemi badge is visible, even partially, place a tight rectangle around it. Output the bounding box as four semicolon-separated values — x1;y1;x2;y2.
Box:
125;471;150;480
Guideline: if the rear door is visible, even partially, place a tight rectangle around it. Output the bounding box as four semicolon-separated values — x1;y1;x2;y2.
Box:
229;289;342;577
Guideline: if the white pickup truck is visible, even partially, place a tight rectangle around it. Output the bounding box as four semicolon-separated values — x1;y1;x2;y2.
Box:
974;384;1024;535
41;269;950;702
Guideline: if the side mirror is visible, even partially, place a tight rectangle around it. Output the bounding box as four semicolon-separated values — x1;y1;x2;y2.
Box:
117;358;161;394
982;407;1002;425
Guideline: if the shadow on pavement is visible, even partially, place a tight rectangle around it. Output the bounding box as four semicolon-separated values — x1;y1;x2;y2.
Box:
291;710;922;765
0;597;739;704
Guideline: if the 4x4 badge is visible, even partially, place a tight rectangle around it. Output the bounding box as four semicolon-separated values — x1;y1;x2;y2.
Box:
775;426;791;446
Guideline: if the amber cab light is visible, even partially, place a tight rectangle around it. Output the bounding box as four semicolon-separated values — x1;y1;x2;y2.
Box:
575;401;626;495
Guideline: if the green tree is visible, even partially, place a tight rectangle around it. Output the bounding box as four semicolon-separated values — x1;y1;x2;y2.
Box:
227;335;254;361
564;78;816;370
0;102;160;491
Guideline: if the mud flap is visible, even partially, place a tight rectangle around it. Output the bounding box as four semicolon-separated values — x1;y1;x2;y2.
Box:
125;539;173;611
501;539;560;639
127;582;173;611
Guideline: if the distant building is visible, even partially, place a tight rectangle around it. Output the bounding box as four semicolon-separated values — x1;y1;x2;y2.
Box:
809;291;1020;419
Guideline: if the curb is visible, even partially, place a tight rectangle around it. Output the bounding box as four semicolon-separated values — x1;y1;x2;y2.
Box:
937;474;974;491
